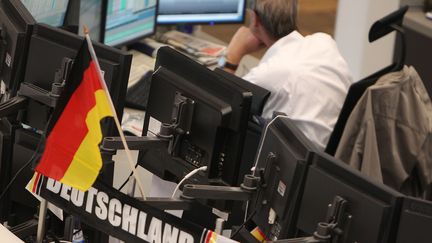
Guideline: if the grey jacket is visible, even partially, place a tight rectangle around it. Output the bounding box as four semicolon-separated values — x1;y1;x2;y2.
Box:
335;66;432;199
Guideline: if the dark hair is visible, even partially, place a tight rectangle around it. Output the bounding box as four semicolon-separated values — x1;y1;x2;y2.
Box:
252;0;298;39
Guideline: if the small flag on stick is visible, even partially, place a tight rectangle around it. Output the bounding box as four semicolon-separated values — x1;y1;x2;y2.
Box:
34;39;113;191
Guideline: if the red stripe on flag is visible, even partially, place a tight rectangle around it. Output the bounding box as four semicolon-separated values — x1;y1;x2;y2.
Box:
32;172;41;193
205;231;214;243
36;61;104;180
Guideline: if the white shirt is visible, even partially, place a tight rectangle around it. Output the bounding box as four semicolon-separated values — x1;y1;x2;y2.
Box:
243;31;352;150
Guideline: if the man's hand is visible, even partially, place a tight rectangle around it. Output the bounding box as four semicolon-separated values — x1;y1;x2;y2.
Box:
225;27;265;65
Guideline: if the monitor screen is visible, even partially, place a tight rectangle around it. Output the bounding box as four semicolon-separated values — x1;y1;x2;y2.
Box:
103;0;157;47
21;0;69;27
157;0;246;25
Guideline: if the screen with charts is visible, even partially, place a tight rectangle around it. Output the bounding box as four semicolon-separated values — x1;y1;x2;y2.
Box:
104;0;157;47
158;0;245;24
21;0;69;27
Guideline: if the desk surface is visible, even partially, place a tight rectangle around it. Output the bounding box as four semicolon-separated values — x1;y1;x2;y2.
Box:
0;224;24;243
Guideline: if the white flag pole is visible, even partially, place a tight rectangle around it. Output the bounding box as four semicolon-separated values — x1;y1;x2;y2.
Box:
83;26;146;200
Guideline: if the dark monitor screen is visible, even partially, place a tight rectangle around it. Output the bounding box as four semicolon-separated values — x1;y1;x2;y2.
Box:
23;23;132;134
103;0;157;47
21;0;69;27
295;152;403;243
157;0;246;25
0;0;35;95
395;197;432;243
247;116;318;240
140;47;252;187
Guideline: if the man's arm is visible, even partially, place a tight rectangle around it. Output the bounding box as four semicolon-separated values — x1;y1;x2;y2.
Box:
223;27;265;73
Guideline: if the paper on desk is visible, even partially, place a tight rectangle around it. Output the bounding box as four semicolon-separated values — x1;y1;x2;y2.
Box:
121;112;145;136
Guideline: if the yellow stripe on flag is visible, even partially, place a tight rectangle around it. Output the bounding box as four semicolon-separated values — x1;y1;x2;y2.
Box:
60;90;113;191
250;227;266;242
209;233;217;243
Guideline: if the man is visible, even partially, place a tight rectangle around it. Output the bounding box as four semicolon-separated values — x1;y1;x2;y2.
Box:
221;0;352;150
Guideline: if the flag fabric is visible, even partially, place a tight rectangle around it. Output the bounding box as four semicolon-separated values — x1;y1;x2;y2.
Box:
250;226;266;242
35;40;113;191
203;230;239;243
27;171;45;195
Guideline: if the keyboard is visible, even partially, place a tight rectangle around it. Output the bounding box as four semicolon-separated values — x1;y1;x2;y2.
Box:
125;70;153;111
128;50;156;88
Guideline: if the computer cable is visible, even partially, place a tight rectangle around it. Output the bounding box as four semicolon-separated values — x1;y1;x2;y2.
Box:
116;149;149;192
171;166;208;198
230;209;257;239
117;164;138;192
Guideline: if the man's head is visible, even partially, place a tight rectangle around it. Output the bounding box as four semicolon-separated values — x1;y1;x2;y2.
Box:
250;0;298;44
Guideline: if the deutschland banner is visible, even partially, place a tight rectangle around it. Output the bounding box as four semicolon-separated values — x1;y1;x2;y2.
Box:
38;177;239;243
35;40;113;191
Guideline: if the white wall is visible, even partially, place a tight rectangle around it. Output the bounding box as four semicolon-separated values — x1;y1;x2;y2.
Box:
335;0;401;81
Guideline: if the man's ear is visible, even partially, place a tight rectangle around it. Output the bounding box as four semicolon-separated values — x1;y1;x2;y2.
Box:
249;9;260;28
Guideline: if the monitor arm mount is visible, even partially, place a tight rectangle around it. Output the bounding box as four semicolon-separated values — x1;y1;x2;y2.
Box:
264;196;348;243
0;57;74;118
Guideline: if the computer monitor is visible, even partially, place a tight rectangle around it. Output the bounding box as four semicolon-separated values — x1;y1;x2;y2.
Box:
246;116;319;240
140;46;252;187
294;152;404;243
21;0;70;27
23;23;132;134
157;0;246;25
142;66;232;182
395;197;432;243
102;0;157;47
0;0;35;96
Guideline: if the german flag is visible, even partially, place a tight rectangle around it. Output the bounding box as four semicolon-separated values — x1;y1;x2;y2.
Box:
27;171;45;195
35;40;113;191
203;230;239;243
